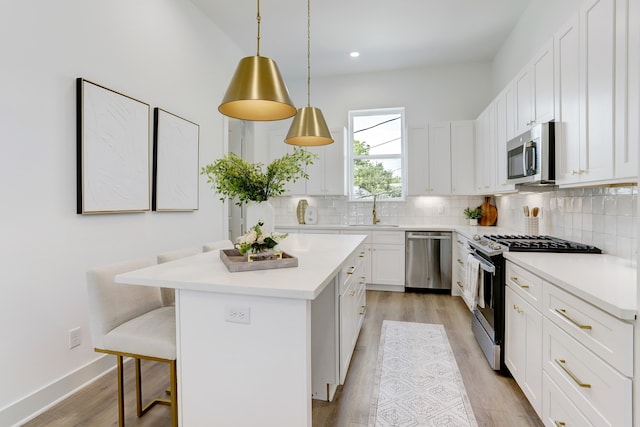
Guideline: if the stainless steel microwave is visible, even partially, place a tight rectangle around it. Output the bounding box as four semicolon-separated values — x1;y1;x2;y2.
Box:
506;122;555;185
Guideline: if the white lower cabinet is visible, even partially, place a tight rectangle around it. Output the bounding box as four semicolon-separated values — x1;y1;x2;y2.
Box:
505;286;542;417
505;259;633;426
452;232;473;305
339;244;367;384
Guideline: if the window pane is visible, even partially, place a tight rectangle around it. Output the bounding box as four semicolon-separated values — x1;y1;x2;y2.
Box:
353;113;402;156
352;158;402;200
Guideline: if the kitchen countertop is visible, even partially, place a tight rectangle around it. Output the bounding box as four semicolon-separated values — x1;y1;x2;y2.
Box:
116;233;366;300
277;223;637;320
504;251;637;320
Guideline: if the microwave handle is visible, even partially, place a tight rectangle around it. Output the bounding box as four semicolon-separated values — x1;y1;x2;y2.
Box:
523;141;535;175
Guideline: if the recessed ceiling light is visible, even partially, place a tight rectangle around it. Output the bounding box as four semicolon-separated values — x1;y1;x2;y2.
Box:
350;51;360;58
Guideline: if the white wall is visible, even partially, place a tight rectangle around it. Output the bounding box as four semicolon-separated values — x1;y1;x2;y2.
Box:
284;61;494;129
0;1;239;424
491;0;587;94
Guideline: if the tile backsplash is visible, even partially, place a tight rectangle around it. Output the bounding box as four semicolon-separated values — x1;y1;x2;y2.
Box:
272;185;637;261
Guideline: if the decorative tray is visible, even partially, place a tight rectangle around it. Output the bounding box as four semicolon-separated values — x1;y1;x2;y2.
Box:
219;248;298;272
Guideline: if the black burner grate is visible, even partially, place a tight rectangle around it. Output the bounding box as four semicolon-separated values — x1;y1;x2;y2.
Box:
484;235;602;254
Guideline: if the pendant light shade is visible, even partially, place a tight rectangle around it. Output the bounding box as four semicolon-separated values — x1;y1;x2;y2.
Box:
285;106;333;146
218;1;296;121
285;0;334;146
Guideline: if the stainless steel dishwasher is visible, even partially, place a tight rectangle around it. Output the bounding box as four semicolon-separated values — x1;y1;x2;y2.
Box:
405;231;452;292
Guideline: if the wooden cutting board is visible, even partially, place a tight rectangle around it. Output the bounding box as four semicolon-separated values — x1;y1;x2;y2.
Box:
479;196;498;226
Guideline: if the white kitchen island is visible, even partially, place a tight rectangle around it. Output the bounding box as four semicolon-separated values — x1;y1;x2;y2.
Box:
115;233;367;427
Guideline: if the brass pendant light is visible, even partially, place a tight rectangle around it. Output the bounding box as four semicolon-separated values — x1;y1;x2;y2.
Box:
285;0;333;146
219;0;297;121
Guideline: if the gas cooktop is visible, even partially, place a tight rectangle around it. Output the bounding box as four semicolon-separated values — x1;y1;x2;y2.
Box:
484;234;602;254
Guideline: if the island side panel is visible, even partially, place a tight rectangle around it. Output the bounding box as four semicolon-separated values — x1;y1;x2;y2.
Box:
176;289;312;427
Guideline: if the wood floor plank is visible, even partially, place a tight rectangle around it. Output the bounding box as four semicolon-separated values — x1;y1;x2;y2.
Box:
24;291;542;426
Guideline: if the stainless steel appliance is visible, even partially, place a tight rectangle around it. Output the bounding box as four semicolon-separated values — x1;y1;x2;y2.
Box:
405;231;452;292
467;234;601;373
507;122;555;186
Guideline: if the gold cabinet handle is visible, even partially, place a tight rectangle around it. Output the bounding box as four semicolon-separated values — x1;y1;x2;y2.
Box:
555;359;591;388
457;259;464;265
554;421;566;427
555;308;592;330
513;304;523;314
360;306;366;315
510;276;529;288
457;240;464;245
456;281;464;288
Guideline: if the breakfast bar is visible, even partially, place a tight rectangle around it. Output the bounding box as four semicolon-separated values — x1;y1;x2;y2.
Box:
115;233;366;427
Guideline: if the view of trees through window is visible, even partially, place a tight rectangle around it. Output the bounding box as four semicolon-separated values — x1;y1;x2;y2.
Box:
349;108;405;201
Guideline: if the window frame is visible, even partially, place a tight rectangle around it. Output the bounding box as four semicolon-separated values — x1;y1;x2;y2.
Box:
347;107;407;202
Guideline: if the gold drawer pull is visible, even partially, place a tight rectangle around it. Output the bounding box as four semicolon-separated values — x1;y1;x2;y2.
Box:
555;309;592;330
555;359;591;388
457;259;464;265
513;304;523;314
554;421;566;427
360;306;366;315
510;276;529;289
456;281;464;288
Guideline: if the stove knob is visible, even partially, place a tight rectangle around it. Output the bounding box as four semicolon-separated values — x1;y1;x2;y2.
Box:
473;234;481;241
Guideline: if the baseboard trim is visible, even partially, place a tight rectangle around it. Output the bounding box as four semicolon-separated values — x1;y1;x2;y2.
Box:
1;354;116;427
366;284;405;292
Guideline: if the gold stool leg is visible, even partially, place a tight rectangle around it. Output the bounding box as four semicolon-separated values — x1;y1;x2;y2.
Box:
135;358;143;417
170;360;178;427
116;355;125;427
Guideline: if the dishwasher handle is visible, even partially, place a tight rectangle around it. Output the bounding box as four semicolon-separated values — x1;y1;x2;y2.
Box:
406;234;451;240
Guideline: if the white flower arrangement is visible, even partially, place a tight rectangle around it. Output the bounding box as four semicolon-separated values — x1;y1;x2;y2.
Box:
236;221;288;255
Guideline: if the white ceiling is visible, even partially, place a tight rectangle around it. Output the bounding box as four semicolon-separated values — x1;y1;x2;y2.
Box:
190;0;532;80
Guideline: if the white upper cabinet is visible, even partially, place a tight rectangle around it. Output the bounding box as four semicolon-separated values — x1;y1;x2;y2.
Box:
514;40;555;136
494;84;517;193
579;0;616;183
450;121;476;195
615;0;639;180
306;128;347;196
407;123;451;195
554;14;582;184
475;104;497;194
555;0;626;186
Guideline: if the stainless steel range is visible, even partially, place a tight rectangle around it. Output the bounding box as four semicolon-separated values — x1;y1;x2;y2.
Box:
467;234;601;373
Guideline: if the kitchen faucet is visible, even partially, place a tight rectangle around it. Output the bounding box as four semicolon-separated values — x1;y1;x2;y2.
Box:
372;194;381;224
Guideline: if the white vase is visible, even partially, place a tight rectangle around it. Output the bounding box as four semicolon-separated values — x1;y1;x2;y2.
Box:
245;201;275;233
469;218;478;226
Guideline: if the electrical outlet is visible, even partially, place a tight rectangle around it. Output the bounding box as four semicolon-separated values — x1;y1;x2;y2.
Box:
69;327;81;349
224;306;251;324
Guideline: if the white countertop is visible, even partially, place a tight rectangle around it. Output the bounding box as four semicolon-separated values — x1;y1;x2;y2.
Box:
276;223;517;236
116;234;366;300
504;251;637;320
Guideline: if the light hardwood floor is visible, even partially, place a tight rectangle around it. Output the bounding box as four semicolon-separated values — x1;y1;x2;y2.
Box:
24;291;542;426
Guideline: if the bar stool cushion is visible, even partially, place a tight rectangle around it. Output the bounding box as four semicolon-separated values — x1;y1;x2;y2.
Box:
102;306;176;360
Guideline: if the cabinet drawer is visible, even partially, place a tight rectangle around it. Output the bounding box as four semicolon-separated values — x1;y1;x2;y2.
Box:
372;230;404;245
542;372;593;427
543;318;632;427
543;283;633;377
453;264;466;294
506;261;543;311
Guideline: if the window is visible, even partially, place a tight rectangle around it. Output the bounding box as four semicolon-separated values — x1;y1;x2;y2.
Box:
348;108;406;201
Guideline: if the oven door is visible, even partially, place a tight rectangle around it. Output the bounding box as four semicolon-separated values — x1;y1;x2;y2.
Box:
470;250;505;371
471;252;497;338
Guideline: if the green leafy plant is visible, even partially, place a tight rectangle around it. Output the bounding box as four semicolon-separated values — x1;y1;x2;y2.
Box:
463;207;483;220
201;147;317;205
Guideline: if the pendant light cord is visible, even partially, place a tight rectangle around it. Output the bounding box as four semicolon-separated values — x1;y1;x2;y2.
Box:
256;0;261;56
306;0;311;107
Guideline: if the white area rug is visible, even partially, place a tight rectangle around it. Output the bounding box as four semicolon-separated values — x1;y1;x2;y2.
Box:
369;321;478;427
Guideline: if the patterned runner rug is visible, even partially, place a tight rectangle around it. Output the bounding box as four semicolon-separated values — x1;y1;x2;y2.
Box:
369;320;478;426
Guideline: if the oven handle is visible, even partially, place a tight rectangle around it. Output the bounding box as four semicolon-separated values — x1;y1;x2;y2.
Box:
469;251;496;274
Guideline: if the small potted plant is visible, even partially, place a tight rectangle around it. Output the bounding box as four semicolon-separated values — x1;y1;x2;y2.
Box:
463;207;483;226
